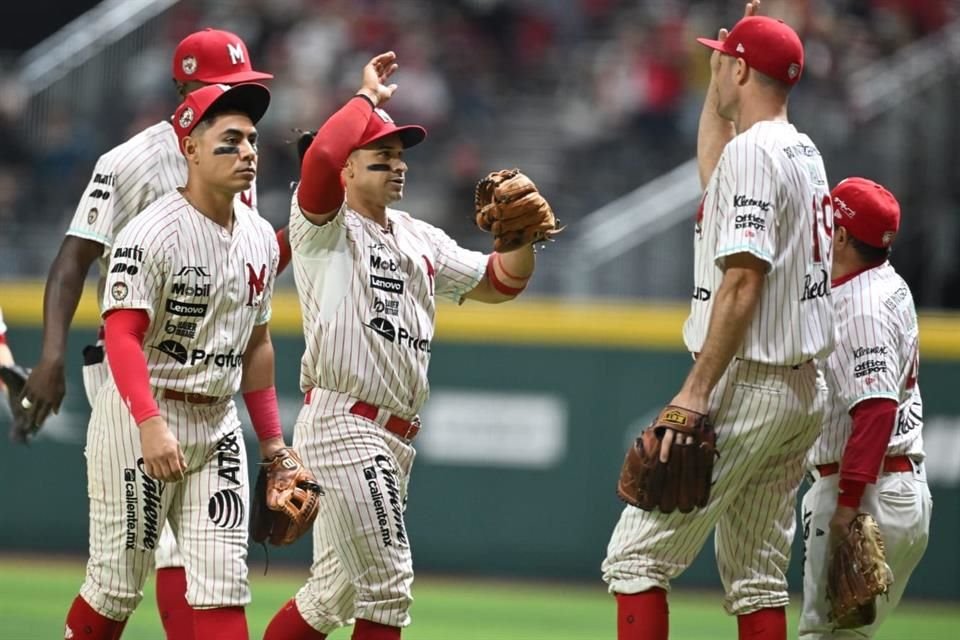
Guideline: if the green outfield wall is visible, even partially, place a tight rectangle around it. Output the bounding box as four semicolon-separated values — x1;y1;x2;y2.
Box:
1;288;958;598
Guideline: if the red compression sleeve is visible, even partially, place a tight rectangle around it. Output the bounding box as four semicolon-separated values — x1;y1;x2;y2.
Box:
276;227;291;275
838;397;898;508
242;387;283;443
297;96;374;214
104;309;160;424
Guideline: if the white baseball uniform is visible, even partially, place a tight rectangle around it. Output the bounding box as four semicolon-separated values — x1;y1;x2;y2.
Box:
605;121;835;615
78;191;277;620
66;119;256;568
287;195;486;633
800;261;931;639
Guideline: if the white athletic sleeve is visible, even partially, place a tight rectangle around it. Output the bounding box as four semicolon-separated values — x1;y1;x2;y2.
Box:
287;189;347;254
713;137;780;270
0;307;6;336
417;222;486;302
101;218;169;321
831;309;901;410
66;149;147;256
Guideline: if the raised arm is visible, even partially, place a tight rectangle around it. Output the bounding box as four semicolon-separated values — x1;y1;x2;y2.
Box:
297;52;399;224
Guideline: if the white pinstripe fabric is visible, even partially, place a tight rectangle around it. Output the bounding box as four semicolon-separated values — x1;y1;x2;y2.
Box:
80;384;251;619
604;360;827;615
684;121;835;365
66;120;258;570
808;262;924;467
291;389;416;633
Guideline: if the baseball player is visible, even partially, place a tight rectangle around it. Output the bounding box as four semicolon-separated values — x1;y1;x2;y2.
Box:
603;10;835;640
262;51;543;640
63;82;288;640
799;178;931;639
19;28;282;639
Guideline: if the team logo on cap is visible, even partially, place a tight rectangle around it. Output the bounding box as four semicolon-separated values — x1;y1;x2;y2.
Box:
373;108;395;124
181;55;197;75
736;42;745;53
179;107;194;129
882;231;896;247
788;63;801;79
833;196;856;219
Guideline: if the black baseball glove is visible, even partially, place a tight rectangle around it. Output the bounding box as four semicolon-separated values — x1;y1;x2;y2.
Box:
0;364;37;444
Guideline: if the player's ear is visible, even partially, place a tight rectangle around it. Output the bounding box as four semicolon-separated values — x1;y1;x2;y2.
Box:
182;135;201;164
736;58;750;86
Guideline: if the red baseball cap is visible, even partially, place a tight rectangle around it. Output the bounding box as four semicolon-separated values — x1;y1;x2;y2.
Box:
173;83;271;151
697;16;804;86
357;108;427;149
832;177;901;248
172;28;273;84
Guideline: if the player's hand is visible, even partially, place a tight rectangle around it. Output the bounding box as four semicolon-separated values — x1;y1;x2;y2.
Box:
139;416;186;482
20;355;66;429
709;1;761;77
258;435;287;462
357;51;399;107
659;393;708;462
829;504;859;547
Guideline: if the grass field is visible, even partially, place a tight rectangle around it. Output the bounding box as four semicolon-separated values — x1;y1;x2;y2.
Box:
1;557;956;639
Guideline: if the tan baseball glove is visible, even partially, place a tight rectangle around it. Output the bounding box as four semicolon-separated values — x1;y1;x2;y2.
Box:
250;448;323;546
827;513;894;629
617;405;718;514
474;169;562;252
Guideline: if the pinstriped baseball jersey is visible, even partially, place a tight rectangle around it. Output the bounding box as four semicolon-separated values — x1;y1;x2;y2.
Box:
288;194;486;417
808;262;924;466
102;190;278;397
67;120;257;309
684;121;834;365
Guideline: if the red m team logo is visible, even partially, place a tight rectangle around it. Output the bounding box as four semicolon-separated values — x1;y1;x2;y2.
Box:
239;190;253;208
246;263;266;307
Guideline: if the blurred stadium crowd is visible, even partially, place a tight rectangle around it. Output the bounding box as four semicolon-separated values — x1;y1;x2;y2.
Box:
1;0;958;304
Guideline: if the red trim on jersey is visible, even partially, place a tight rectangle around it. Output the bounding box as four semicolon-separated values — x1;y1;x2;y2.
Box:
297;96;374;214
276;227;291;275
242;387;283;442
830;260;886;288
486;254;526;296
104;309;161;425
837;397;898;508
0;332;6;345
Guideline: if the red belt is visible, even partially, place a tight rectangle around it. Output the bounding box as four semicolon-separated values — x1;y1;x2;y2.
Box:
817;455;914;478
162;389;230;405
304;390;420;442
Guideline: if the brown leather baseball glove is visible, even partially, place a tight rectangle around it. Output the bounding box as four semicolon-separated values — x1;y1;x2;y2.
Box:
474;169;562;252
617;405;718;514
250;448;323;546
827;513;894;629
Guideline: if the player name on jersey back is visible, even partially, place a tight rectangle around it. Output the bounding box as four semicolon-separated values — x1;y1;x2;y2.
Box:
684;121;835;365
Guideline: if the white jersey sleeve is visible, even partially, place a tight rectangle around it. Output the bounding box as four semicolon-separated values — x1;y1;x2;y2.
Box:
101;213;170;319
0;306;6;336
713;136;779;269
413;221;486;302
830;311;901;410
67;122;182;256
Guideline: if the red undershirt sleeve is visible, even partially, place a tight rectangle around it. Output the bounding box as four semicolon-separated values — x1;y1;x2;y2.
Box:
837;397;898;508
104;308;160;424
296;95;374;214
